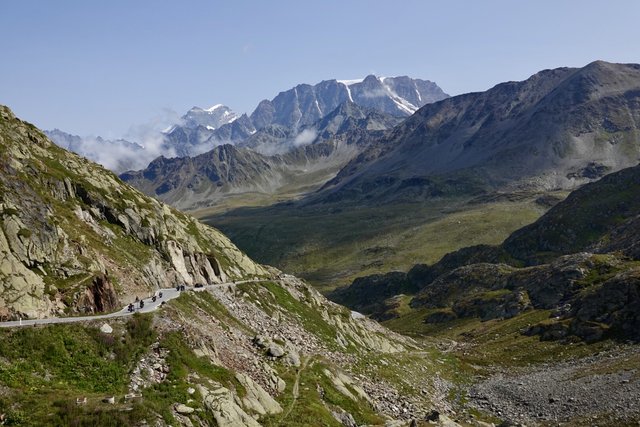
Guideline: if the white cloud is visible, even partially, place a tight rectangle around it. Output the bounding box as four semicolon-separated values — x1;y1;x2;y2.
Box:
292;128;317;147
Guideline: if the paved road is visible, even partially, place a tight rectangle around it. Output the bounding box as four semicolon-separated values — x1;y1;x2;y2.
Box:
0;279;266;328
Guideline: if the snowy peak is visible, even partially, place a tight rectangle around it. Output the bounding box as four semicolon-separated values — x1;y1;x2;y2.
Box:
183;104;239;130
249;75;449;131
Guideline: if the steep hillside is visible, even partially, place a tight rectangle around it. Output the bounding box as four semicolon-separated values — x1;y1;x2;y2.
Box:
331;163;640;344
318;61;640;204
0;105;264;320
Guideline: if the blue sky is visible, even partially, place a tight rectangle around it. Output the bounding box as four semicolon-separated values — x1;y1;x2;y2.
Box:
1;0;639;138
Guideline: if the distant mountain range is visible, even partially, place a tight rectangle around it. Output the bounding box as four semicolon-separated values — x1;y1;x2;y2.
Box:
124;61;640;212
162;75;447;158
121;102;400;209
45;129;145;172
47;75;447;172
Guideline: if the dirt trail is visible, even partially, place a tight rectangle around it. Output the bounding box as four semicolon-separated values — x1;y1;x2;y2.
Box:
281;356;313;421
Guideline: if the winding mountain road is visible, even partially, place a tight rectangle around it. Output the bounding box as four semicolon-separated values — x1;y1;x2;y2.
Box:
0;279;265;328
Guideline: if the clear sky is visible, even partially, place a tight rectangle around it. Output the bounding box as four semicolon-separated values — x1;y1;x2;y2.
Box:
1;0;639;138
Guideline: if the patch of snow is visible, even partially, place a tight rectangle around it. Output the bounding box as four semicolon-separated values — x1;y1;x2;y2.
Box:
391;97;417;115
205;104;224;112
162;125;176;134
381;81;419;115
337;78;364;86
340;82;354;102
206;125;216;131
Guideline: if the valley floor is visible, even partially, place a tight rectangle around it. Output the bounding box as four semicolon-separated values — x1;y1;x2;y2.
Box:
199;193;558;292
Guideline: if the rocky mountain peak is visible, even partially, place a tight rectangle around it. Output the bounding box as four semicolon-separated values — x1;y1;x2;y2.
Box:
318;61;640;204
182;103;239;130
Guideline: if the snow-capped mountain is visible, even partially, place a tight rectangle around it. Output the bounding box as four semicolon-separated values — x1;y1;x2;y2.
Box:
169;75;449;155
49;75;448;173
181;104;239;130
249;75;448;130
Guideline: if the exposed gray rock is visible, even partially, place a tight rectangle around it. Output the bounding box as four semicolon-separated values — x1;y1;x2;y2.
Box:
175;404;195;415
331;409;357;427
198;384;261;427
284;348;301;367
235;372;282;416
0;105;266;319
267;343;285;358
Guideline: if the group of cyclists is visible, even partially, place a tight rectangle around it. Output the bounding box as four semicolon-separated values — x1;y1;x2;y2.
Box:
125;283;200;313
127;290;169;312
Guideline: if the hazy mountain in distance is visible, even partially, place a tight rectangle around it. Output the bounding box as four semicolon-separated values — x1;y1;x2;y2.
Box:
121;102;401;210
48;75;447;174
45;129;146;173
181;104;239;130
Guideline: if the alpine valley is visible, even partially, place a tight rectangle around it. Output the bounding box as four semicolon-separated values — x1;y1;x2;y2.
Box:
1;60;639;427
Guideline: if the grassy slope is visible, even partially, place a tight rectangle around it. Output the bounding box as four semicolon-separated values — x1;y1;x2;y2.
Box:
0;315;157;426
200;197;549;292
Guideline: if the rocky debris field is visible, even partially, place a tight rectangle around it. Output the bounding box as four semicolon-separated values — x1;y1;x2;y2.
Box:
469;345;640;425
144;274;462;426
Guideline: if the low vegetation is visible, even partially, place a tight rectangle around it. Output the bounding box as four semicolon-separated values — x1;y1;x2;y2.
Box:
205;197;549;292
0;314;155;426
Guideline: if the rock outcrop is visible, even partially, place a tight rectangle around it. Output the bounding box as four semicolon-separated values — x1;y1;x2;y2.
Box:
0;105;266;319
334;163;640;343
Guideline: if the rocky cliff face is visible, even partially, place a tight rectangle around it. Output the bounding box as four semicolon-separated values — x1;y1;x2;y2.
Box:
0;105;265;319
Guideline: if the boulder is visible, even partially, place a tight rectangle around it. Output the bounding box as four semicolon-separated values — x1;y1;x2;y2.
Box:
235;373;282;415
331;409;357;427
267;343;285;358
99;323;113;334
76;274;119;314
252;335;269;349
284;348;301;367
175;403;195;415
198;384;261;427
